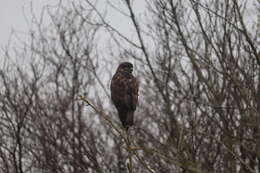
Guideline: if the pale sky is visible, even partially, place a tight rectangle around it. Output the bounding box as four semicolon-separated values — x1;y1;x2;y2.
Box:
0;0;60;48
0;0;25;46
0;0;257;53
0;0;147;52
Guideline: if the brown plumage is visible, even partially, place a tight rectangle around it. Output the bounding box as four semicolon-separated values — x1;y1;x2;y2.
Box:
111;62;139;130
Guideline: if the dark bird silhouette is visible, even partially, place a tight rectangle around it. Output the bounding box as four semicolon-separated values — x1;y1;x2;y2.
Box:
111;62;139;130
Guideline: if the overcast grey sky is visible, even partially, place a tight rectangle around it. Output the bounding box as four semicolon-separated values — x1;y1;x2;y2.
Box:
0;0;25;46
0;0;257;52
0;1;28;57
0;0;147;52
0;0;57;48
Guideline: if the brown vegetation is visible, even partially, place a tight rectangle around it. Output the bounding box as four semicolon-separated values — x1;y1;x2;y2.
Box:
0;0;259;172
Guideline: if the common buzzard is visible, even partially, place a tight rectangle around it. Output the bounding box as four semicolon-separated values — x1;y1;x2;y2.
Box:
111;62;139;130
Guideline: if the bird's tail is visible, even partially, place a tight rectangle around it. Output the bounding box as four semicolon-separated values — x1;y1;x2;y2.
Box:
119;111;134;130
125;111;134;128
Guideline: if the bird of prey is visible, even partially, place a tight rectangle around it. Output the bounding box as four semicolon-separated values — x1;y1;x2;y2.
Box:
111;62;139;130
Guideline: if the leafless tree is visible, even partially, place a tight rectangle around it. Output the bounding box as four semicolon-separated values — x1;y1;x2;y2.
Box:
0;0;259;173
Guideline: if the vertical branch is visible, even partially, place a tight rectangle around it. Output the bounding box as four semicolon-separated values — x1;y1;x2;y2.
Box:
126;131;133;173
124;0;168;103
232;0;260;67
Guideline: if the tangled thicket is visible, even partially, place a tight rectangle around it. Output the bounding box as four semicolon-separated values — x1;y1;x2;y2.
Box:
0;0;259;173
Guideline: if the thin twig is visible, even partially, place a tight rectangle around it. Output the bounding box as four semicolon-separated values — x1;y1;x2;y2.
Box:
79;95;155;172
78;95;125;140
126;131;133;173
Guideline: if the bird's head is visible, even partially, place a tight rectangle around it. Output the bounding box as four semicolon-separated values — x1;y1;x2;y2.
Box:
117;62;133;74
